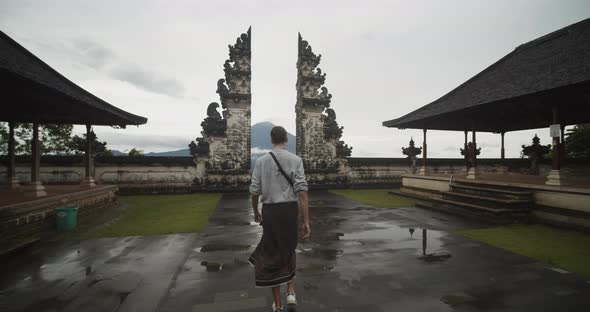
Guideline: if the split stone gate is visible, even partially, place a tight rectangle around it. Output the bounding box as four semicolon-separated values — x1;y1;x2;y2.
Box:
189;27;353;190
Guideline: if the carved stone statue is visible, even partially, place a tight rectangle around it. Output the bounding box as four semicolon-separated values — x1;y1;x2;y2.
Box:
189;137;210;156
223;60;232;72
521;134;551;171
402;137;422;159
216;79;229;96
206;102;222;120
314;68;326;79
201;102;227;137
336;141;352;158
323;108;343;141
460;142;481;166
319;87;332;101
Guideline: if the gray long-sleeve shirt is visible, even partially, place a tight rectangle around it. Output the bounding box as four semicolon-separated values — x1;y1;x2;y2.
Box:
250;147;308;204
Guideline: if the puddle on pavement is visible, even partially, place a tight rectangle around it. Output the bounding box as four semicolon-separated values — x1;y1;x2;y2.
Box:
200;244;251;252
200;259;250;272
298;264;334;274
441;288;505;309
340;222;447;256
300;248;343;260
312;232;344;242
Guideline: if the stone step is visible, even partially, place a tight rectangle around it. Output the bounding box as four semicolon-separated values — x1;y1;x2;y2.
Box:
442;191;532;206
452;183;532;196
451;183;532;201
430;197;530;215
416;202;526;224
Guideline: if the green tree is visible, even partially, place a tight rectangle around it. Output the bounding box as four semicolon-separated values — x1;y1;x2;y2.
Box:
127;148;144;157
0;122;73;155
69;131;112;157
565;124;590;159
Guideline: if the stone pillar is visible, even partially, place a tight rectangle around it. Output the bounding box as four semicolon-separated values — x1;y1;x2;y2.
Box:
295;33;351;174
418;129;427;175
81;124;96;188
546;107;562;186
25;122;47;197
500;132;505;160
190;27;252;189
7;122;19;188
466;127;479;179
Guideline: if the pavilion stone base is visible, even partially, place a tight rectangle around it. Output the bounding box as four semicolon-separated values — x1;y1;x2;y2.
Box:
8;177;20;189
0;185;118;255
545;170;562;186
23;182;47;197
466;167;479;179
81;177;96;188
417;166;428;176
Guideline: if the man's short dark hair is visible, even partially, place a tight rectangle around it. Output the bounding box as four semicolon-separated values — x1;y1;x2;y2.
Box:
270;126;288;144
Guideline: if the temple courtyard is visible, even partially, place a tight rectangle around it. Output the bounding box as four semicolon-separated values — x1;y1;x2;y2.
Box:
1;191;590;312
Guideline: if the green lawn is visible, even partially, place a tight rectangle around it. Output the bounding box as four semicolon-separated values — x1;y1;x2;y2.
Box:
457;224;590;279
76;193;222;239
329;188;417;208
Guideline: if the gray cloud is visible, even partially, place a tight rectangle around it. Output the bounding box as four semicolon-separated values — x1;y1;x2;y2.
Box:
2;0;587;156
69;38;185;97
98;131;190;151
72;38;115;70
109;64;185;97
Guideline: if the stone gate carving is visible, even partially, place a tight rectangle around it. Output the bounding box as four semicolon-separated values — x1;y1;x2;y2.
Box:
190;27;252;189
295;33;352;178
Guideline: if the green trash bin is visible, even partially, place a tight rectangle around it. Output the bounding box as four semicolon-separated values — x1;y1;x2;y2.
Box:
56;206;79;231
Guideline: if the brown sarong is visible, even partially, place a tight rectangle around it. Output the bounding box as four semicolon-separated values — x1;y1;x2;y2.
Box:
249;201;298;288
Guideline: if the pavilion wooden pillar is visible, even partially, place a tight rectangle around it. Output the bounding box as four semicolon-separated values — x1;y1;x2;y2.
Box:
463;130;469;172
546;107;562;185
7;122;20;188
560;124;566;162
418;129;427;175
81;124;96;188
24;122;47;197
500;132;505;160
466;126;479;179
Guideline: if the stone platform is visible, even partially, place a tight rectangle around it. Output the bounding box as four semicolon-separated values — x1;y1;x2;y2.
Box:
0;185;118;255
401;174;590;230
2;191;590;311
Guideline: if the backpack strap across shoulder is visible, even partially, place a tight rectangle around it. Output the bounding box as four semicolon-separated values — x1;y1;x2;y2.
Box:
269;152;294;188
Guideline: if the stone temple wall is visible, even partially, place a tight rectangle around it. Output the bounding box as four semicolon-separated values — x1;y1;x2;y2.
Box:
295;34;352;179
189;27;252;190
3;156;572;192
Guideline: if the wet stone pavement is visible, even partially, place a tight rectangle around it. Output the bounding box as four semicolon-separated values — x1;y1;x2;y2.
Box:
2;191;590;312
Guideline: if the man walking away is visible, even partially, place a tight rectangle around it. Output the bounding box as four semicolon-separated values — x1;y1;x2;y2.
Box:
249;126;310;312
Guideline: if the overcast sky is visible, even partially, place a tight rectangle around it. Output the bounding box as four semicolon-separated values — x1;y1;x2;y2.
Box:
1;1;589;157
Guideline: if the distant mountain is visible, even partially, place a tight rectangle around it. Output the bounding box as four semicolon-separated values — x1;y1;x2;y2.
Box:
145;148;191;157
250;122;296;167
136;122;296;167
251;121;296;153
110;150;127;156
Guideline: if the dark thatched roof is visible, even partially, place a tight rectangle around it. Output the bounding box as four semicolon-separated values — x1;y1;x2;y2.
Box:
0;30;147;127
383;18;590;132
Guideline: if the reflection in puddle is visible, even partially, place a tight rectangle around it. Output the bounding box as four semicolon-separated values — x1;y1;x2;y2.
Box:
200;244;251;252
300;248;343;260
200;259;250;272
298;264;334;274
340;222;446;255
